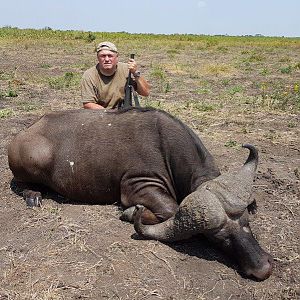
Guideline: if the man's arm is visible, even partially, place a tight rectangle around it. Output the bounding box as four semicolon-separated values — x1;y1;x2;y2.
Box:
81;71;105;109
83;102;105;110
135;76;150;97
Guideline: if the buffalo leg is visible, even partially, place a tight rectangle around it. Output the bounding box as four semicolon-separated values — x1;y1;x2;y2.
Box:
23;189;42;207
121;186;178;225
121;206;162;224
10;180;43;208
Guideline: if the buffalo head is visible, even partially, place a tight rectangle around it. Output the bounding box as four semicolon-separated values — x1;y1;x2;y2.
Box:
134;144;273;280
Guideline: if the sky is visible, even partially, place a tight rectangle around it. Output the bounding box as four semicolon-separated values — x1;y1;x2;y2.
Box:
0;0;299;37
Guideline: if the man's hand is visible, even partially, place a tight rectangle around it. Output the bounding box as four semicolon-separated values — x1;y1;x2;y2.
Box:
127;57;151;97
128;58;138;74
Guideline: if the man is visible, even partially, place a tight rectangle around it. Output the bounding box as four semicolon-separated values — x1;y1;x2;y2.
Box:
81;41;150;109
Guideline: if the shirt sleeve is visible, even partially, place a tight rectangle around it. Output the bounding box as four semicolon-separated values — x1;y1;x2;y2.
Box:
80;73;98;104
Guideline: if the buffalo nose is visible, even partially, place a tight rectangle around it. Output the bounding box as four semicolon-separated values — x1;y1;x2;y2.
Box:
248;254;274;281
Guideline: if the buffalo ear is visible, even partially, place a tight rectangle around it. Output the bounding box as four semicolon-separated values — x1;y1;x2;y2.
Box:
247;199;257;214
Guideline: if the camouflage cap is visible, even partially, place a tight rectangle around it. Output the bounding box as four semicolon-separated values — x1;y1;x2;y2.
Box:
96;41;118;53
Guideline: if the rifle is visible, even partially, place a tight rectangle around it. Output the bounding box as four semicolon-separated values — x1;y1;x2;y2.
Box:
119;54;141;109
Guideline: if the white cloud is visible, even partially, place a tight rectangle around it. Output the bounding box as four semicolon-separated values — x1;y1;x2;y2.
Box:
197;1;207;8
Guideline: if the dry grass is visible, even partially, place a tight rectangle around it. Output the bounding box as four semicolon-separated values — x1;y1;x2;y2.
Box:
0;28;299;299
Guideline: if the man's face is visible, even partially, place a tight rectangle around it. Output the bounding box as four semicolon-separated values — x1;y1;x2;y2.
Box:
97;50;118;73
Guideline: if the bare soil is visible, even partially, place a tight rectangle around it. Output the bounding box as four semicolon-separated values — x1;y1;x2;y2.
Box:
0;38;299;299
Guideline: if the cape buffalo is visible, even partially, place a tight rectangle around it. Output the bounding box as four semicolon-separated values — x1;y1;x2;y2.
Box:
7;107;273;280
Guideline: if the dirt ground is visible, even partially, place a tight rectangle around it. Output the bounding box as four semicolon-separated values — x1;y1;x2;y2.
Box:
0;36;299;299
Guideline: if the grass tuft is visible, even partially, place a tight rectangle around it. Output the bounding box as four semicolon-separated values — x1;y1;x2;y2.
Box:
48;72;81;89
0;108;14;118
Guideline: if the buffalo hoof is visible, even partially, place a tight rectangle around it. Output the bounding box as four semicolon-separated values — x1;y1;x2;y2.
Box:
120;206;138;223
23;190;42;208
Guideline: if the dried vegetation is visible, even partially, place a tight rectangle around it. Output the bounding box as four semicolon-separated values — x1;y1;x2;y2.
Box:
0;28;299;299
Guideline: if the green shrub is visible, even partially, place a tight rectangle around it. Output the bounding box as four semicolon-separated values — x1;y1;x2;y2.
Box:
225;140;238;148
246;53;265;62
40;63;51;68
258;82;300;110
185;100;216;112
6;89;18;97
0;108;14;118
48;72;81;89
150;65;166;80
86;32;96;43
228;85;243;96
280;66;292;74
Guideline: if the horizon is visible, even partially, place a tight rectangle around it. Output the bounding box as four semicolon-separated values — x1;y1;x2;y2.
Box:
0;1;299;38
1;26;299;39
